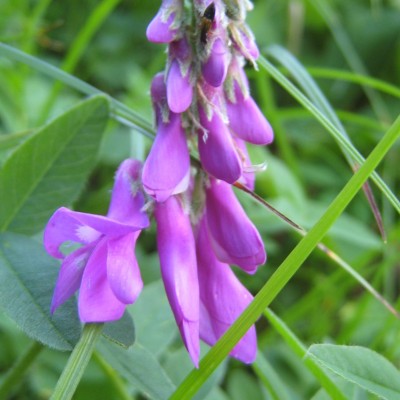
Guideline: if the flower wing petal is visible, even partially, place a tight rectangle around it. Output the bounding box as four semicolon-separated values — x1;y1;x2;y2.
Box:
107;159;150;228
50;243;94;313
78;238;126;322
107;232;143;304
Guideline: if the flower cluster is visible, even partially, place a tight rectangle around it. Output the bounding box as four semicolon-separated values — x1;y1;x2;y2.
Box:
44;0;273;367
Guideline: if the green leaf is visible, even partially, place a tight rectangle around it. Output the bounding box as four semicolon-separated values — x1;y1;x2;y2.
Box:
0;130;33;166
0;95;109;235
253;351;297;400
130;280;176;356
0;232;81;351
98;340;175;400
306;344;400;399
102;311;135;349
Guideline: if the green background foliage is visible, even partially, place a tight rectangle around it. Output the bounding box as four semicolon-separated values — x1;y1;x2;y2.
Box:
0;0;399;399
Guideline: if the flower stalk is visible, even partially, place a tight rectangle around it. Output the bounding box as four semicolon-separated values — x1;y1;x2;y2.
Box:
50;324;104;400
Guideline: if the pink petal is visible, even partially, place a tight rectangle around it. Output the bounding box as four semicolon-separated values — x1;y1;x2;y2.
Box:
78;238;126;322
205;179;266;272
234;29;260;60
146;10;178;44
107;159;150;228
166;60;193;113
196;218;257;363
44;207;144;259
142;113;190;202
235;138;255;191
154;196;200;366
107;232;143;304
51;244;94;313
227;81;274;145
198;107;242;184
202;38;228;87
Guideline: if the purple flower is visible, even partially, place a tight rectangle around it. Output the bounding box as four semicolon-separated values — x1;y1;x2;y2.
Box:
198;104;242;184
44;160;149;322
166;60;193;113
235;138;255;191
154;195;200;366
232;27;260;60
202;38;229;87
227;76;274;146
143;74;190;202
205;178;266;273
146;0;181;43
196;217;257;363
166;38;193;113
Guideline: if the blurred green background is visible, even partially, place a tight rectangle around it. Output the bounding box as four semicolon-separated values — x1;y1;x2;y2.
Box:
0;0;399;399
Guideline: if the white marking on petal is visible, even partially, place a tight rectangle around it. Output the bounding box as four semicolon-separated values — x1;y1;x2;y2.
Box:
76;225;101;243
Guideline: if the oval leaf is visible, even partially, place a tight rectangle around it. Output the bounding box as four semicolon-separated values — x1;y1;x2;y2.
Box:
98;340;175;400
306;344;400;400
0;232;81;350
102;311;135;348
0;95;109;234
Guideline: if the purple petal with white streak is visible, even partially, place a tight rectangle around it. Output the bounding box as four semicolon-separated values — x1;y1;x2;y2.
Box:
44;207;144;259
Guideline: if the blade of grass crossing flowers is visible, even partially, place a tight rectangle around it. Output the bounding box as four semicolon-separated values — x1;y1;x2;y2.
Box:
258;55;400;216
0;44;154;139
170;115;400;400
267;45;385;240
234;182;399;319
263;309;347;400
39;0;123;122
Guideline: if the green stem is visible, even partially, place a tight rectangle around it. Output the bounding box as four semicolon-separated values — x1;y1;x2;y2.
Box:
51;324;104;400
0;341;43;400
263;309;347;400
259;55;400;215
253;69;300;178
169;115;400;400
93;352;133;400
